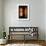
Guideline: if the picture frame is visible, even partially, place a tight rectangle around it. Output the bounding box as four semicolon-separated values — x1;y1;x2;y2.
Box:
17;4;29;20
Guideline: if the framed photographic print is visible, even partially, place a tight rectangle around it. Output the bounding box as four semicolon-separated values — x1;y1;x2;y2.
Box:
17;4;29;20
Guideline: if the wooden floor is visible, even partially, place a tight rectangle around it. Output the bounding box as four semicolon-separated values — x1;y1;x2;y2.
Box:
0;40;46;46
8;40;46;46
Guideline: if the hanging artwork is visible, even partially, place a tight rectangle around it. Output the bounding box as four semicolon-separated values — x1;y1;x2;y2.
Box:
17;4;29;20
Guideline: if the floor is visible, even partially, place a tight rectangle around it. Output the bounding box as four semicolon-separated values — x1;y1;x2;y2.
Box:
0;43;43;46
0;40;46;46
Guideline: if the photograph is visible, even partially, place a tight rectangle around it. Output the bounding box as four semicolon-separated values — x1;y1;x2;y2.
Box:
19;6;28;18
17;4;29;20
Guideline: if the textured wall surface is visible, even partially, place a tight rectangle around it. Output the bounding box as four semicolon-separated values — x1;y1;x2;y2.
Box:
45;0;46;40
0;0;3;38
2;0;45;40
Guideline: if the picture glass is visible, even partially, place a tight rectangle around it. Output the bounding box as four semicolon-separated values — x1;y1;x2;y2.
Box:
19;6;28;18
18;4;29;20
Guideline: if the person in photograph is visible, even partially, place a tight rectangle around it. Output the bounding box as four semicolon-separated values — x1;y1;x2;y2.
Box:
19;7;23;18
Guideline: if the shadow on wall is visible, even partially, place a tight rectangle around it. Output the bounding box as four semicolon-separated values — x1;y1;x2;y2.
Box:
0;31;3;39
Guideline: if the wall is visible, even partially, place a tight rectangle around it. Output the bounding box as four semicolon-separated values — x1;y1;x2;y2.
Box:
45;0;46;40
0;0;3;38
3;0;45;40
32;0;45;40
